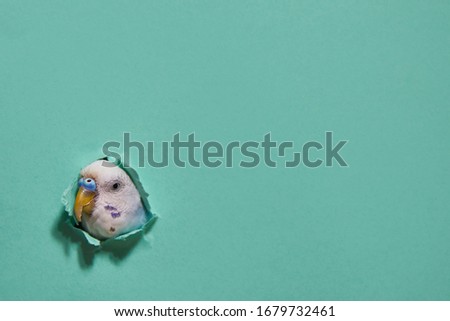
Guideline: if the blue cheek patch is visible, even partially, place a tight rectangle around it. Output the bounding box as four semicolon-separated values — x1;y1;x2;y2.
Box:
111;212;121;218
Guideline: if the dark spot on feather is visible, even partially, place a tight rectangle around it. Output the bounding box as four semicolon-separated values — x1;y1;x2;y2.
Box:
111;211;121;218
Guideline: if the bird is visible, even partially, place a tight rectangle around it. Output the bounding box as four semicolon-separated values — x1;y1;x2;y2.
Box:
74;160;149;240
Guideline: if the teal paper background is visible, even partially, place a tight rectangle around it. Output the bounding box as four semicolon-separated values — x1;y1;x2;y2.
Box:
0;1;449;300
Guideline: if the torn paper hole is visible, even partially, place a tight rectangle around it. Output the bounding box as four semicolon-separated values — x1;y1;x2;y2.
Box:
61;157;157;247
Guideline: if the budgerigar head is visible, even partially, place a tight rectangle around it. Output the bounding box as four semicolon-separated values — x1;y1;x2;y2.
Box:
74;160;146;239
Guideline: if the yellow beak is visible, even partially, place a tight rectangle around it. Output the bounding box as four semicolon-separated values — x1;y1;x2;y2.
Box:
74;186;96;223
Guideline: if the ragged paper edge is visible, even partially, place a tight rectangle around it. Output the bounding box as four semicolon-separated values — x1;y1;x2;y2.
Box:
61;157;157;247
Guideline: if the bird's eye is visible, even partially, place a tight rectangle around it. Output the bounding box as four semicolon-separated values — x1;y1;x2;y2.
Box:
108;180;122;192
82;177;96;191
